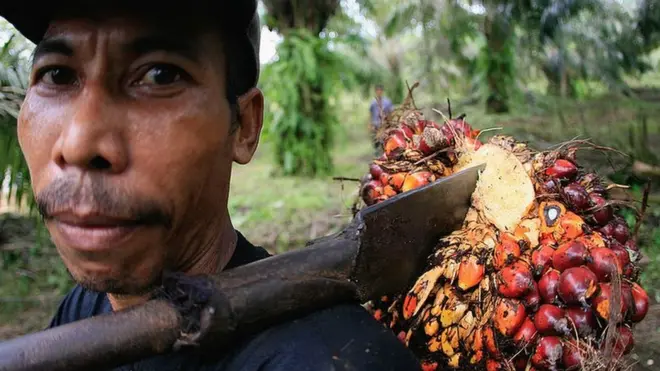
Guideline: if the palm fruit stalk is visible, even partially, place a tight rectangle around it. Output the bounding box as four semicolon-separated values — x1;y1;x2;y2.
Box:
359;85;649;371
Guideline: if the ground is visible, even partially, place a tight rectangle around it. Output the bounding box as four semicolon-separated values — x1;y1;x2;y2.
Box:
1;86;660;369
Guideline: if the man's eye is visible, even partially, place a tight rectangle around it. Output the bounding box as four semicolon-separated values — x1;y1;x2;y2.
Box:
39;67;77;85
138;65;184;86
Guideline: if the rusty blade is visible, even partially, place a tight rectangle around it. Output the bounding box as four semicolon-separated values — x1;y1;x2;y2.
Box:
351;164;485;299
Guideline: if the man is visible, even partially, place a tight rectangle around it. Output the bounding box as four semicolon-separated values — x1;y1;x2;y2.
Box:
368;84;394;154
1;2;421;370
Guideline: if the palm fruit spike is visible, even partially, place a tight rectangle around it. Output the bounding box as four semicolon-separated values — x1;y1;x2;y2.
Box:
358;84;649;370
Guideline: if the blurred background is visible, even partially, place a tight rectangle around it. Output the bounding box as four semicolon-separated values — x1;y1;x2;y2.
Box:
1;0;660;368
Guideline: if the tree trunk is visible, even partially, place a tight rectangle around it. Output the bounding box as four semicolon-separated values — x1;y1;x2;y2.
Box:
263;0;340;34
483;9;512;114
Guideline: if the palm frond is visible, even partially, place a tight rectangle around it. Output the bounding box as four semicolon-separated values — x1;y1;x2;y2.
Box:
0;33;32;212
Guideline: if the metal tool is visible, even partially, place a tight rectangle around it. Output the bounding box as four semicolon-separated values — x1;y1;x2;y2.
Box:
0;164;484;371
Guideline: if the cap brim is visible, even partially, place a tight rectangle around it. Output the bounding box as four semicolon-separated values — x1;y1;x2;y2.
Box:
1;2;257;44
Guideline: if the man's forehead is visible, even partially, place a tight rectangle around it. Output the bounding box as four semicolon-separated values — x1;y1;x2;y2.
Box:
43;10;211;44
34;13;219;63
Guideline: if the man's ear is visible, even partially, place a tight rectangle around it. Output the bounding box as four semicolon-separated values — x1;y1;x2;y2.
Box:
232;87;264;165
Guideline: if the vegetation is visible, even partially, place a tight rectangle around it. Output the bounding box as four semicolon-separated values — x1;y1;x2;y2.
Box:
0;32;31;214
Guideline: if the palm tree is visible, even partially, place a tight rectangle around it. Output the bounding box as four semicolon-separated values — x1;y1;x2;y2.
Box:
259;0;379;176
0;33;32;212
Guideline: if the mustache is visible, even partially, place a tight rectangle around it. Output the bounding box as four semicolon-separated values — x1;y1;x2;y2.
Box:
36;177;172;228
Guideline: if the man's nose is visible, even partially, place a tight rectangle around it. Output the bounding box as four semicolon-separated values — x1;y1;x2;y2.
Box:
51;87;129;173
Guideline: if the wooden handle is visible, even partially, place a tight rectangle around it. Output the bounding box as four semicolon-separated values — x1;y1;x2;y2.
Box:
0;300;181;371
0;223;362;371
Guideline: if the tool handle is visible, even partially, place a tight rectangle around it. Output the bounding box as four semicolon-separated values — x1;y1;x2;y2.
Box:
191;223;363;348
0;300;181;371
0;222;362;371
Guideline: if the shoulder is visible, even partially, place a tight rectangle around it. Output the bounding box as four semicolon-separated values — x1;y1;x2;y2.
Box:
225;304;421;371
48;284;111;328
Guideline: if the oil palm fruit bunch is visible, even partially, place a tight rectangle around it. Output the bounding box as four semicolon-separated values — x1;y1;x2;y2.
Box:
360;87;649;371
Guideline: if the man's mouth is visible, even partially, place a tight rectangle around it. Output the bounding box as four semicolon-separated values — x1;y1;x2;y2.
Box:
50;212;143;252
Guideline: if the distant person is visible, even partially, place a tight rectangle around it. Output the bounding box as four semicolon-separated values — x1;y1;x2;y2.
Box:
369;84;394;153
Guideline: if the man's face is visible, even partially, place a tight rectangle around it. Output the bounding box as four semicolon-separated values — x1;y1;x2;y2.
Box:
375;87;383;98
17;11;263;295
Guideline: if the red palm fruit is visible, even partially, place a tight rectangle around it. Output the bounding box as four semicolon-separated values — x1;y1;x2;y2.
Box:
599;222;615;239
439;123;456;143
622;263;636;279
612;219;631;244
362;180;383;206
382;185;397;197
531;243;555;277
451;119;473;137
631;283;649;322
413;119;426;134
523;281;542;311
415;126;451;155
587;247;622;282
384;172;407;190
557;212;586;242
545;159;578;180
534;304;570;336
513;317;538;346
497;261;535;298
562;183;590;211
486;359;504;371
592;283;627;321
622;283;634;318
379;172;388;186
401;171;434;192
383;129;408;158
369;163;384;180
542;178;560;194
552;241;589;272
609;241;631;269
625;239;639;252
400;124;415;139
421;361;438;371
513;356;529;371
557;267;598;307
458;255;485;291
612;326;634;357
562;339;583;370
484;326;500;358
494;238;522;270
588;193;613;226
538;269;561;304
576;233;607;250
531;336;563;370
494;298;527;336
539;201;566;239
470;328;485;364
566;307;597;338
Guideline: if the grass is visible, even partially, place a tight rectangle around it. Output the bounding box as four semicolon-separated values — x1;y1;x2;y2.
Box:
228;94;375;253
2;85;660;354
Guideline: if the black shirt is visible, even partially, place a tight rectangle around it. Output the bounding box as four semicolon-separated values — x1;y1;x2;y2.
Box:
48;231;422;371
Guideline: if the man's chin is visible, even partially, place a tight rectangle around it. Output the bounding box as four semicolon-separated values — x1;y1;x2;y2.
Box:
74;274;159;296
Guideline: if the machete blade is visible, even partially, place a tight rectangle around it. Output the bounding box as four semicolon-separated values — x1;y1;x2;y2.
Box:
352;163;485;299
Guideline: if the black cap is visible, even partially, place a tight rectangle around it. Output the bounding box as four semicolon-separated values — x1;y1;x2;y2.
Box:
0;1;261;96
